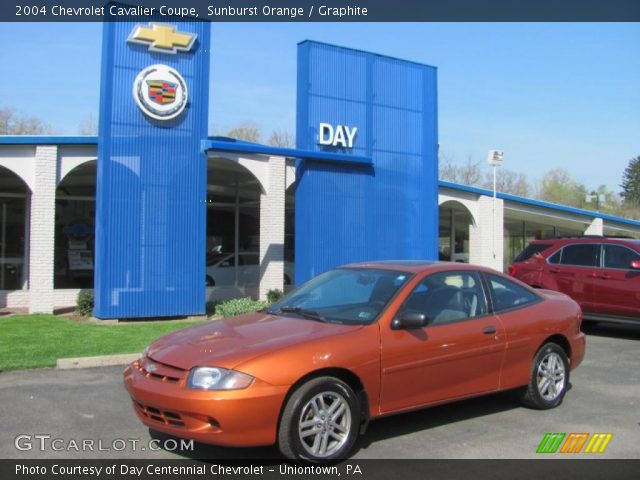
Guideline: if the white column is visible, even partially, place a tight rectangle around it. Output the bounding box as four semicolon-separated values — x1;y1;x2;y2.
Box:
584;217;603;235
469;195;504;272
259;155;286;300
28;145;57;313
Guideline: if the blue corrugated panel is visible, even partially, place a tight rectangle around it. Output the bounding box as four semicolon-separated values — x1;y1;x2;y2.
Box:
295;41;438;284
94;19;210;318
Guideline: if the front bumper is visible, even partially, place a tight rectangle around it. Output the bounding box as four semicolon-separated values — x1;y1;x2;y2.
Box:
123;360;289;447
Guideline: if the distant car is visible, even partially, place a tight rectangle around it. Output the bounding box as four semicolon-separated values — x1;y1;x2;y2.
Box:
205;252;294;287
509;236;640;325
125;261;585;462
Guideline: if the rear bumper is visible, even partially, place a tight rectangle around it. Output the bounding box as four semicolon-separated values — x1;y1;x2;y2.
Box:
123;362;289;447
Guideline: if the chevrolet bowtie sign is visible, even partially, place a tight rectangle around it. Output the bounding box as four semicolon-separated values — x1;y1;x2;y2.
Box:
127;23;197;54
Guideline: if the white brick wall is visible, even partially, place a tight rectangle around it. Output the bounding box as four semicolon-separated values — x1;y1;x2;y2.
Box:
0;290;29;308
259;156;286;300
469;195;504;272
54;289;91;308
28;145;57;313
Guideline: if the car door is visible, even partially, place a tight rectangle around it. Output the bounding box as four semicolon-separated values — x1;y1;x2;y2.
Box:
239;253;260;286
483;273;546;390
379;270;506;414
548;243;599;312
591;243;640;318
215;255;235;286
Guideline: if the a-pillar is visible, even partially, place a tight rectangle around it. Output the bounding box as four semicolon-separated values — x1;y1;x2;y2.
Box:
28;145;57;313
469;195;504;272
259;156;286;300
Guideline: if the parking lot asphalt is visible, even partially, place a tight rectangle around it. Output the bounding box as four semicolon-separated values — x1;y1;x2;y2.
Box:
1;322;638;460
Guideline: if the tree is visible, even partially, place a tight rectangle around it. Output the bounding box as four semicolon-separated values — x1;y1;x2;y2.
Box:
0;106;54;135
226;123;261;143
537;168;588;208
483;169;532;197
267;130;295;148
78;113;98;135
620;156;640;207
438;154;482;186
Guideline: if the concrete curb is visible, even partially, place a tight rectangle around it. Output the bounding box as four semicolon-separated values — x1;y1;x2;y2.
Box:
56;353;140;370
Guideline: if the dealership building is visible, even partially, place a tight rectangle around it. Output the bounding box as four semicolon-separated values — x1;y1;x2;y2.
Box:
1;21;639;318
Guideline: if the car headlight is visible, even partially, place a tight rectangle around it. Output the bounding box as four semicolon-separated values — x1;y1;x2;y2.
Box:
142;346;150;358
187;367;254;390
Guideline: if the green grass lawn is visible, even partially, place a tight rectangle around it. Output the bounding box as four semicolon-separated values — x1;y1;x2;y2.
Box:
0;315;206;371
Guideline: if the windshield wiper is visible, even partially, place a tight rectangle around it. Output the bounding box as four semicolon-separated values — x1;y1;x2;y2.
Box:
270;306;327;322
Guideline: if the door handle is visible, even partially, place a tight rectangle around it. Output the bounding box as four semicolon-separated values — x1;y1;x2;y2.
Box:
550;268;560;273
482;326;497;335
598;274;610;280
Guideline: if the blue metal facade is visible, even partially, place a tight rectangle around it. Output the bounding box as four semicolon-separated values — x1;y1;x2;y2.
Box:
94;20;210;318
295;41;439;284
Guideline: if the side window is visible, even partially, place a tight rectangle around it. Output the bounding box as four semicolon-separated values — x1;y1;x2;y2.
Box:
240;254;259;266
487;274;539;312
548;249;561;264
559;244;600;267
398;271;487;326
219;256;234;268
603;245;640;270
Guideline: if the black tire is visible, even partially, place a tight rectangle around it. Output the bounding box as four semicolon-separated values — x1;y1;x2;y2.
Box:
284;274;291;286
521;342;570;409
278;376;360;462
206;276;215;287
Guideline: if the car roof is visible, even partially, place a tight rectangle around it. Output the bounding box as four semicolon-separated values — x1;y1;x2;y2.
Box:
530;237;640;249
342;260;499;275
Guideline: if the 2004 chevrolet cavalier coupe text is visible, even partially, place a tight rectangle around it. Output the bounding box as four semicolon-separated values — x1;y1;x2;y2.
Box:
124;261;586;462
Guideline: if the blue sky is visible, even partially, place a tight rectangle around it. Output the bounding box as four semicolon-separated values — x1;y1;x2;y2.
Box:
0;22;638;192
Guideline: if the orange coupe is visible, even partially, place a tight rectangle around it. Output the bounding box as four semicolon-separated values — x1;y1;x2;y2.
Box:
124;261;586;462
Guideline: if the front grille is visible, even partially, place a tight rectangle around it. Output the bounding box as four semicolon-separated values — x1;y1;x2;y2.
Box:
133;359;183;383
134;401;185;427
138;365;181;383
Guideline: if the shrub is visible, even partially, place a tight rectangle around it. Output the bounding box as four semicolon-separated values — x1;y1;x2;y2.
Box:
76;291;94;317
266;289;284;303
205;301;221;317
214;297;268;318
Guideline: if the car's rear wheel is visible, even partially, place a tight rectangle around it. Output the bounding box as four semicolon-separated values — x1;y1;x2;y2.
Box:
521;342;569;409
278;376;359;462
284;274;291;285
206;275;215;287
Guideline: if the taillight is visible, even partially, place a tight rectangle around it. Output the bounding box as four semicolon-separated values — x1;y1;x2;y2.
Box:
508;265;517;277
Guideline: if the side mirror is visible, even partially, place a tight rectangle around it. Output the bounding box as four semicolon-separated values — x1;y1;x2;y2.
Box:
630;260;640;270
391;312;428;330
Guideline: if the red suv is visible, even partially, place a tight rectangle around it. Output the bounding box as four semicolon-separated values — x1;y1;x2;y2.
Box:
509;236;640;324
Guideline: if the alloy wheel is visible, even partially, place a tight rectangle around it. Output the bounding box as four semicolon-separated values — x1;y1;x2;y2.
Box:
297;391;352;458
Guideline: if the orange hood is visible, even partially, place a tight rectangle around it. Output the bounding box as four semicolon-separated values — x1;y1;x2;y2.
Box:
147;312;363;371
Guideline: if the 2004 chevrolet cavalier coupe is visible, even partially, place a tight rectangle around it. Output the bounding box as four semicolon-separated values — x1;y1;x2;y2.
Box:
124;261;586;462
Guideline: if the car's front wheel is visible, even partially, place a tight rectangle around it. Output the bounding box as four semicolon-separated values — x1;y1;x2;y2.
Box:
521;342;570;409
278;376;359;462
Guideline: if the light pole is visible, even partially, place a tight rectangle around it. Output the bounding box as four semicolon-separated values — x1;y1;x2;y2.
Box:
585;191;605;212
487;150;504;261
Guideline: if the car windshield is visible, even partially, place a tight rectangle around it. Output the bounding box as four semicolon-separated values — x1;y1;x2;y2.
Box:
267;268;412;325
206;252;229;266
